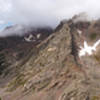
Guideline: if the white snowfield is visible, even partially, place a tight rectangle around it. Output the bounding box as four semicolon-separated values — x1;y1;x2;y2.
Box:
24;34;41;42
37;34;41;39
24;34;36;42
79;39;100;57
77;29;82;35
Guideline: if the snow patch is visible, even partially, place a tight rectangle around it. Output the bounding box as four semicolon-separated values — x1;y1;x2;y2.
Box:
24;34;36;42
37;34;41;39
79;39;100;57
77;29;82;35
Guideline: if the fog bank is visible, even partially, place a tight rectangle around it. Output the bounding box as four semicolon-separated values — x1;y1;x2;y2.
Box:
0;0;100;36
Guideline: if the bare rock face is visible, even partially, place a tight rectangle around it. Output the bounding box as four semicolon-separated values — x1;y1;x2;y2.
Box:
1;19;100;100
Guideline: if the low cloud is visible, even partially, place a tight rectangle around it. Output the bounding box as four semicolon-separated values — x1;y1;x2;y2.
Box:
0;0;100;36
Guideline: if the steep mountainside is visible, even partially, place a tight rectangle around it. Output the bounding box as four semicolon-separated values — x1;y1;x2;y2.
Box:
0;19;100;100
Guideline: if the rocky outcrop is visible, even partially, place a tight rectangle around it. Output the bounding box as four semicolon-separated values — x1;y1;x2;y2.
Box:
1;19;100;100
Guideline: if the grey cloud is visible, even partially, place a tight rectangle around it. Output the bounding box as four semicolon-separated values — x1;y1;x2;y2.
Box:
0;0;100;36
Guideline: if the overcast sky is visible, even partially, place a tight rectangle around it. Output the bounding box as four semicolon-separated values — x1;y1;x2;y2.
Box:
0;0;100;31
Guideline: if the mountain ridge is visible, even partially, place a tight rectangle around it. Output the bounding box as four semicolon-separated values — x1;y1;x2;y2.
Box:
0;18;100;100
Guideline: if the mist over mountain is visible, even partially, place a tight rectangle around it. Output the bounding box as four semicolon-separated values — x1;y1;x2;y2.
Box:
0;0;100;35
